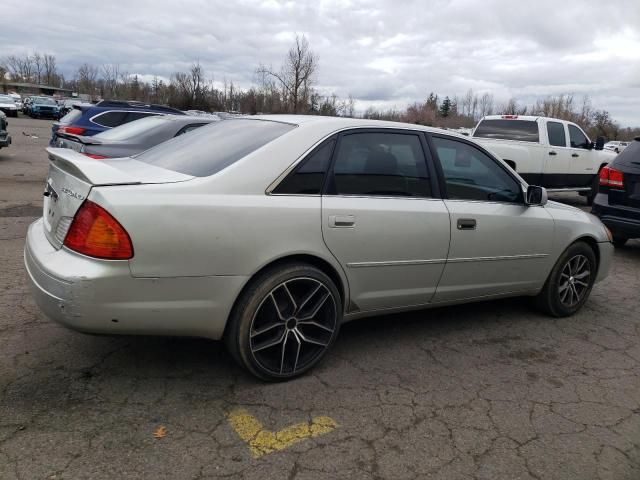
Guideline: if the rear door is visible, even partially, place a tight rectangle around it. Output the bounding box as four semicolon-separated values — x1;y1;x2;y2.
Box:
542;120;571;188
429;134;554;302
567;124;598;188
321;129;451;312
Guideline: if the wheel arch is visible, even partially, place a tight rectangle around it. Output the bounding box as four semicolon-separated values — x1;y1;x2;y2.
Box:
572;235;600;269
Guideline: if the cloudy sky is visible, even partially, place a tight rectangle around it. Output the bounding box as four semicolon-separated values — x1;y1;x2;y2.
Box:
3;0;640;125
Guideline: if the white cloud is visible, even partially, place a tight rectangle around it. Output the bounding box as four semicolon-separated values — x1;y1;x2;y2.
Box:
1;0;639;125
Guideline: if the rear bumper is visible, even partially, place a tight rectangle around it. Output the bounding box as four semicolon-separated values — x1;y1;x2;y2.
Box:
24;218;246;340
592;193;640;238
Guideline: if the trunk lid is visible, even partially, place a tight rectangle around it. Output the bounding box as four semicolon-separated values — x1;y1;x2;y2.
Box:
43;147;193;248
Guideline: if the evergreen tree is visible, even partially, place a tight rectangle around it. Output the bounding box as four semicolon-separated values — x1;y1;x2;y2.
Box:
439;96;452;117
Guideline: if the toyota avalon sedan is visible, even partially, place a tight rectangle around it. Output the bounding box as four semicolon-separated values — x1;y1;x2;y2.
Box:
25;116;614;380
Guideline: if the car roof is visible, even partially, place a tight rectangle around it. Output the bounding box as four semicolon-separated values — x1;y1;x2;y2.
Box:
244;114;466;137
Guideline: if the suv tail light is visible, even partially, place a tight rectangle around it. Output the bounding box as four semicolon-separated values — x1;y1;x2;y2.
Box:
82;153;107;160
59;126;86;135
599;166;625;188
64;201;133;259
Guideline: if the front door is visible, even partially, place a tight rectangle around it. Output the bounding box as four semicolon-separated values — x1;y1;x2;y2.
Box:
567;124;598;188
429;135;555;302
321;130;451;312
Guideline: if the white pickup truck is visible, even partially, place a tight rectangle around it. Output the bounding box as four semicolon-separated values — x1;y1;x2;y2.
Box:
472;115;616;204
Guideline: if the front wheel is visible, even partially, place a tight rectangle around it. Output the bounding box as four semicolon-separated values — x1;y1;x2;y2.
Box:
535;241;597;317
225;263;342;381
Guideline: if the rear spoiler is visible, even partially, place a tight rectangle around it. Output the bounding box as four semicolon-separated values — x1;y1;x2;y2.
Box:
56;132;102;145
46;147;193;186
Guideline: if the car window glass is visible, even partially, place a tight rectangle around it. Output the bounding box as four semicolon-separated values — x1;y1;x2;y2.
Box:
92;111;128;127
473;119;539;142
433;137;522;203
273;138;335;194
135;119;295;177
59;108;83;125
331;132;430;197
568;125;589;149
175;123;209;137
124;111;158;124
95;116;167;140
547;122;566;147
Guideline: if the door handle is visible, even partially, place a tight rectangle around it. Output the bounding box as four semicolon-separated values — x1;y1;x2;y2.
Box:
572;153;579;157
548;151;557;156
457;218;476;230
329;215;355;228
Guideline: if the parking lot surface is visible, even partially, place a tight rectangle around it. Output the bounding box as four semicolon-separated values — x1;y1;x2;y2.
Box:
1;117;639;479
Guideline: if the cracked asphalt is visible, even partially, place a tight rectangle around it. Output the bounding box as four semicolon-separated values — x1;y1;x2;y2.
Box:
1;117;639;479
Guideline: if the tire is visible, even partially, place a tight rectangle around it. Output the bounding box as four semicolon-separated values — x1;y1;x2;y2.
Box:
535;241;597;317
225;263;342;381
612;235;628;248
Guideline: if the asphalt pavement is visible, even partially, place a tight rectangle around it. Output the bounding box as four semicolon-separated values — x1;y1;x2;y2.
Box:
1;116;639;479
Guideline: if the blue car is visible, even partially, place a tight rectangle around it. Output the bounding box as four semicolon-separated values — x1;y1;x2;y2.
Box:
50;100;185;146
29;97;61;119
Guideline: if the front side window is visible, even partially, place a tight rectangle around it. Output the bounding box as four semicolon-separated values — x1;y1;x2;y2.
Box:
568;125;590;149
547;122;566;147
473;119;539;143
273;138;335;194
433;137;522;203
330;132;431;197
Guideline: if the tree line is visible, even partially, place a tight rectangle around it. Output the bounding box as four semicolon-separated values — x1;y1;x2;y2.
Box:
1;36;637;140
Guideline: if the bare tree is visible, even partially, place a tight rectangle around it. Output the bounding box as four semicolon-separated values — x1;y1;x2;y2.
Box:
478;92;494;117
32;52;43;84
43;54;58;85
76;63;98;95
101;63;121;99
256;34;317;113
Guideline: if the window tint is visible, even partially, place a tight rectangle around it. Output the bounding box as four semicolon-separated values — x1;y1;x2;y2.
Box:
568;124;590;149
611;140;640;168
330;132;430;197
135;119;295;177
94;115;167;140
124;111;158;123
59;108;83;125
175;123;209;137
273;138;335;194
473;119;539;142
433;137;522;203
92;111;128;127
547;122;566;147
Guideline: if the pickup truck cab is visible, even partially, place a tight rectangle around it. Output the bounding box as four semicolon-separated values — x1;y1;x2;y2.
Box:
472;115;616;203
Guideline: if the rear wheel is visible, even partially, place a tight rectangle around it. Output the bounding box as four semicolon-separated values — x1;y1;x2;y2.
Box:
535;241;597;317
225;263;341;381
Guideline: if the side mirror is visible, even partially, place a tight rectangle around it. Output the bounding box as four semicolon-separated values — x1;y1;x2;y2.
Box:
595;137;605;151
526;185;548;206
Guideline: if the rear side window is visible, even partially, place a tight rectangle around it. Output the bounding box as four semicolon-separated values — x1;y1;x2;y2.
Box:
273;138;335;194
59;108;83;125
330;132;431;197
92;111;128;127
474;119;539;143
612;140;640;168
135;119;295;177
547;122;566;147
568;125;590;149
94;115;167;140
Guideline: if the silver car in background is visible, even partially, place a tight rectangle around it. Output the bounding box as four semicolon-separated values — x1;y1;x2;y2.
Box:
55;114;220;159
25;116;614;380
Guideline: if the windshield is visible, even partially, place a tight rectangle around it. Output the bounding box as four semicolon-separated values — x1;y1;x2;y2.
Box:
0;96;15;103
34;97;56;105
135;119;295;177
96;116;169;140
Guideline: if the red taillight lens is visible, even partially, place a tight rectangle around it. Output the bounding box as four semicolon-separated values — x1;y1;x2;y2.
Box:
64;201;133;259
599;166;625;188
81;153;107;160
59;126;86;135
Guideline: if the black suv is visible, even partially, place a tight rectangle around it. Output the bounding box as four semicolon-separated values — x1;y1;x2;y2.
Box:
592;137;640;246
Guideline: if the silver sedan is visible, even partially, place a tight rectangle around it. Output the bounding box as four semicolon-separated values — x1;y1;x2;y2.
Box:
25;116;614;380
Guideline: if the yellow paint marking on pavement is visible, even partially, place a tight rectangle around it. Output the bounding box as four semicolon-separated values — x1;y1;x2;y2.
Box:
227;408;338;457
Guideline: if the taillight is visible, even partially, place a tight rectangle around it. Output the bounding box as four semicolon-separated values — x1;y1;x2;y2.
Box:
59;126;86;135
64;201;133;259
82;153;107;160
599;166;624;188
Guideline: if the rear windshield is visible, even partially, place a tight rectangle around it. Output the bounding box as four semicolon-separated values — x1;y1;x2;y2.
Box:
612;141;640;169
59;108;83;125
95;115;167;140
135;119;295;177
474;119;540;143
